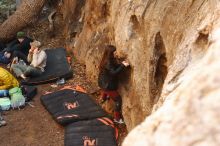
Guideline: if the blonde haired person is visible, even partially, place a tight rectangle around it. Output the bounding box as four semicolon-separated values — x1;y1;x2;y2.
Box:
11;40;47;79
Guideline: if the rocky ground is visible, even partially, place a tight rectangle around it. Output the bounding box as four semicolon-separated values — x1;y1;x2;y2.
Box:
0;3;127;146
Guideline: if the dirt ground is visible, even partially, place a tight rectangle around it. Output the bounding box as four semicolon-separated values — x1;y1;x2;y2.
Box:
0;60;127;146
0;7;127;146
0;84;64;146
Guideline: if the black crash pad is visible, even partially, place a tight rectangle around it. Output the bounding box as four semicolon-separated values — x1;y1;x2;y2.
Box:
40;89;107;125
65;117;118;146
22;48;73;85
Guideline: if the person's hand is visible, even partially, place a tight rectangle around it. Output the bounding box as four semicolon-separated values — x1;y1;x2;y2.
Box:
4;52;11;58
33;48;39;54
122;61;129;67
29;46;35;53
12;57;18;64
29;49;33;53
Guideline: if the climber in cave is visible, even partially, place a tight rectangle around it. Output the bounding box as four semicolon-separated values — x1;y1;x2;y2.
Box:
98;45;129;124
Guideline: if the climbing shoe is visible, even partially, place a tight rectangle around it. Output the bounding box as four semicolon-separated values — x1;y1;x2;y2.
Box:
0;120;6;127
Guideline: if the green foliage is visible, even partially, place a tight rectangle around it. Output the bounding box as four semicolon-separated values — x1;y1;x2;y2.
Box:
0;0;16;22
0;0;15;10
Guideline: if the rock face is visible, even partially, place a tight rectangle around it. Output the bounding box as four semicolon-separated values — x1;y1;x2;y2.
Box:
123;24;220;146
63;0;220;140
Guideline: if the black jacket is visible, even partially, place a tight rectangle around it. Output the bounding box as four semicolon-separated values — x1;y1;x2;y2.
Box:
5;37;33;56
0;42;6;52
98;62;125;91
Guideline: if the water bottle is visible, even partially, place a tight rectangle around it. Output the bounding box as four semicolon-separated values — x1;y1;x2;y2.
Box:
0;90;9;97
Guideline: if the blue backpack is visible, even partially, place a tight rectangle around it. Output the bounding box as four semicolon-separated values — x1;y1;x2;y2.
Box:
0;90;9;97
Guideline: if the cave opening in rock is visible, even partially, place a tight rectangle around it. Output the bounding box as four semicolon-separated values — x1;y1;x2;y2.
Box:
195;31;209;50
102;2;110;18
130;15;139;30
150;32;168;103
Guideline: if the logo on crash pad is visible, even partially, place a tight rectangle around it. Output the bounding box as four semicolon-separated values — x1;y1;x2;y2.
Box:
64;101;79;110
83;136;97;146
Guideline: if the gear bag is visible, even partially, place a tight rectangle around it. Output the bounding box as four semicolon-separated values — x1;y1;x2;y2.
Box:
9;87;25;109
0;97;11;110
21;85;37;102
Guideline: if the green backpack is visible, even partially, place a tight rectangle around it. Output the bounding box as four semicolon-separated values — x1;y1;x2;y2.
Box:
9;87;25;109
0;97;11;110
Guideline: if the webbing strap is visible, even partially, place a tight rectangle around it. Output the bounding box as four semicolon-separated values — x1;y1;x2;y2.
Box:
60;85;87;93
102;117;114;125
97;118;119;140
97;118;110;126
57;114;79;120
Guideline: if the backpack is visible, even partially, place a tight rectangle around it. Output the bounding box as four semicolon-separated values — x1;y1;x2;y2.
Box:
0;97;11;110
21;85;37;102
9;87;25;109
0;90;9;97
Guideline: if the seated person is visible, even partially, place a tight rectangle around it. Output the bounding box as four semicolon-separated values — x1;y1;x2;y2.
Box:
11;40;47;79
0;31;33;64
0;67;19;90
